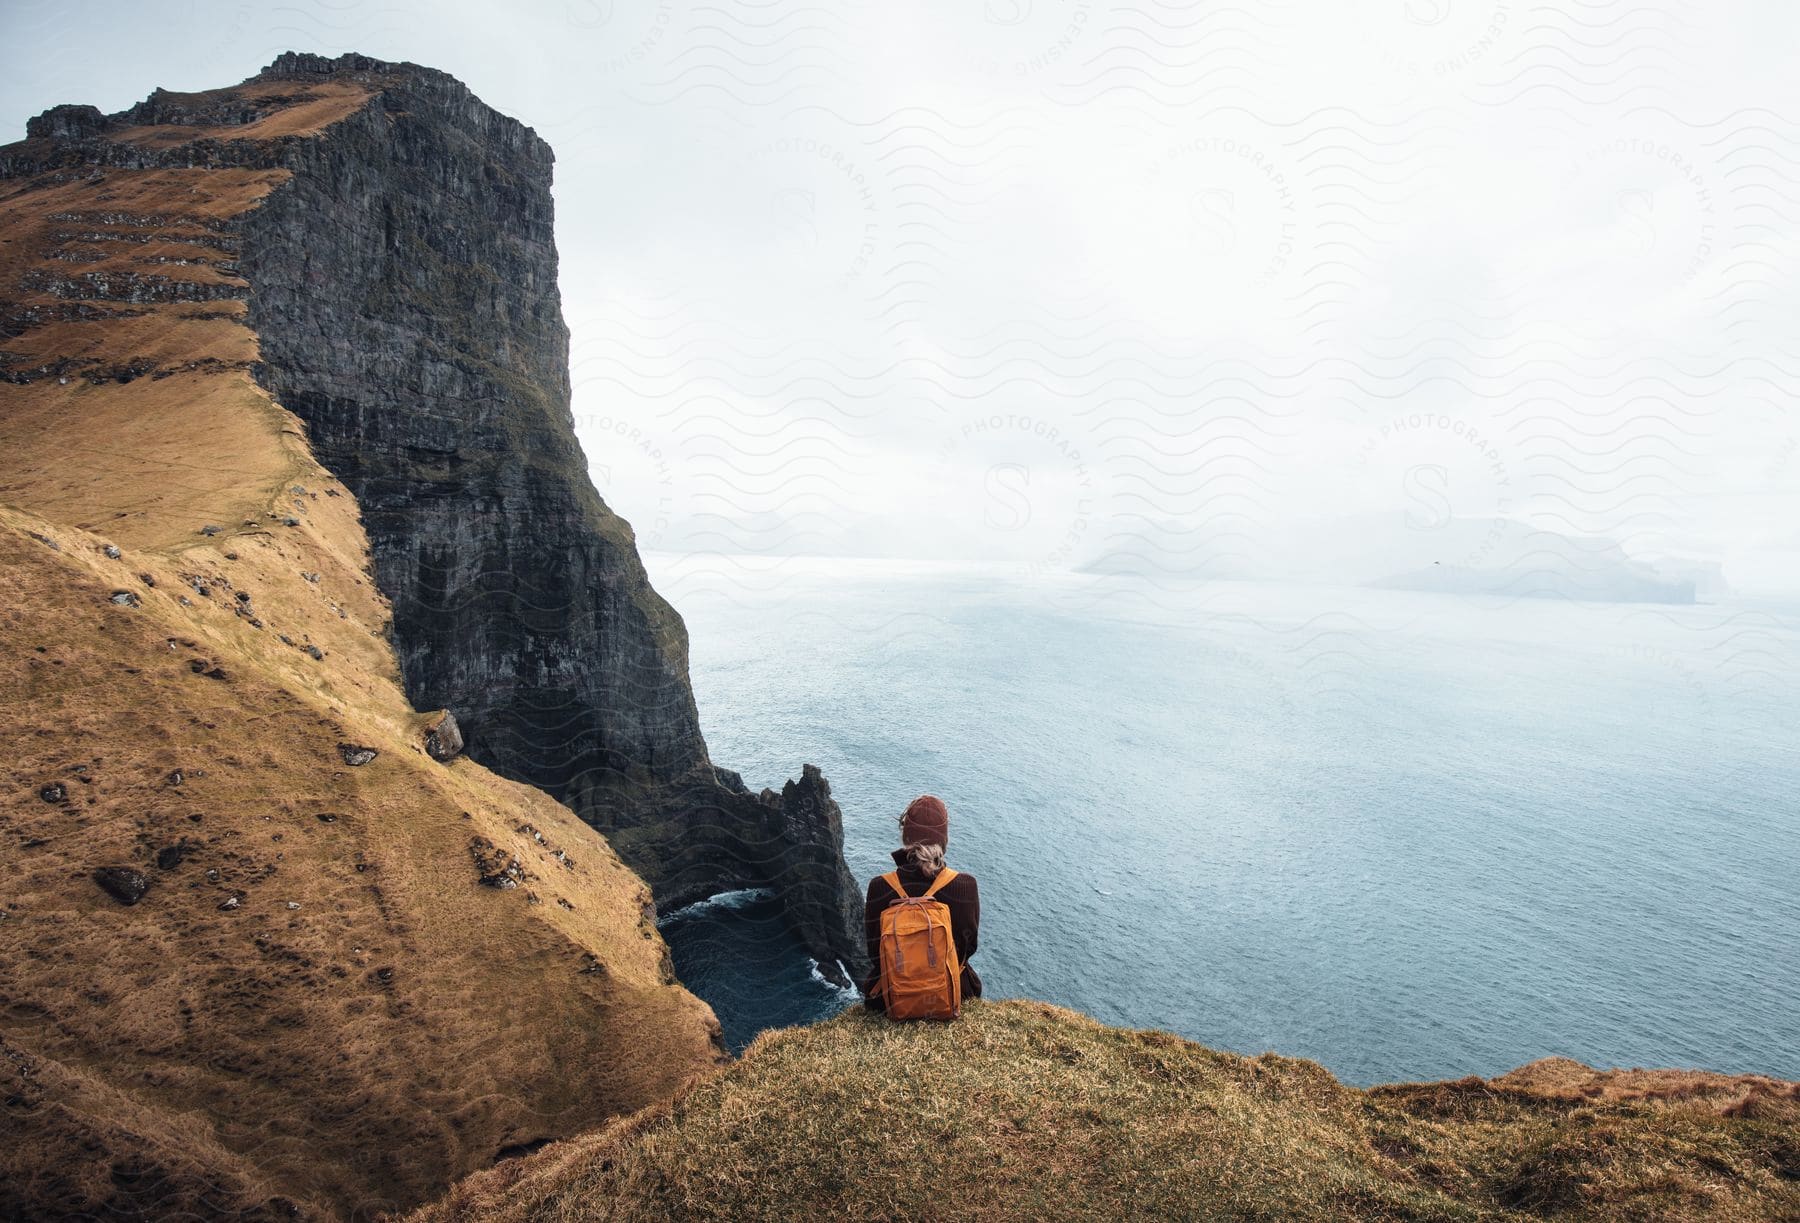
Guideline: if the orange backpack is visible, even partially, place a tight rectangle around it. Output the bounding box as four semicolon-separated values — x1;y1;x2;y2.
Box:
873;868;962;1020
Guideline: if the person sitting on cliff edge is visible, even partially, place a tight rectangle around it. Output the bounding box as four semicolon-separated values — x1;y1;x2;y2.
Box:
862;794;980;1018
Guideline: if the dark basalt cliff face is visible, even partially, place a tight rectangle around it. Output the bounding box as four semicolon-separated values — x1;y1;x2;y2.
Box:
246;52;866;984
7;52;865;984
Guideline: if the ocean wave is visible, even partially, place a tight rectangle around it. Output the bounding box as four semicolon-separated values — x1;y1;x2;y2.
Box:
809;958;863;999
658;886;776;925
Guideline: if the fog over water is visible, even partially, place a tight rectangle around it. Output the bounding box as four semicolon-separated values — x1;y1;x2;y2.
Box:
4;0;1797;590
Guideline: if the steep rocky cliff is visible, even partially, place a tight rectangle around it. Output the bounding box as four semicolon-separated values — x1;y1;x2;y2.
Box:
239;55;863;982
0;51;861;1218
3;51;865;985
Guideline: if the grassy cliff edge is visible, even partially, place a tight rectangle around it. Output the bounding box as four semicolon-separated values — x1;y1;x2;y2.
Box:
416;999;1800;1222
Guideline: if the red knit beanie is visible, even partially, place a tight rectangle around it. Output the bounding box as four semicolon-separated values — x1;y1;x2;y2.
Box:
901;794;949;848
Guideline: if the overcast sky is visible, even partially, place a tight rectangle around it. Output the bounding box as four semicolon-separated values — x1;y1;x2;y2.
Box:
4;0;1797;592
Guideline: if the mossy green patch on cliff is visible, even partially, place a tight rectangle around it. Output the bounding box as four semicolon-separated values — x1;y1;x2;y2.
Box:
417;999;1800;1222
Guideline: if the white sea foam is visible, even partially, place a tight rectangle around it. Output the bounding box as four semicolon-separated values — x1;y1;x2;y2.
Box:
808;958;862;999
658;886;774;925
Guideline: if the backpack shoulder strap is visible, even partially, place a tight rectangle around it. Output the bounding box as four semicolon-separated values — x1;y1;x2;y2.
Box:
922;867;958;898
881;871;909;901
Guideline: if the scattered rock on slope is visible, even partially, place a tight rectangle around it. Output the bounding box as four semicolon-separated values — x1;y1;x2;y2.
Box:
155;842;194;870
425;710;463;762
91;867;148;905
470;837;525;889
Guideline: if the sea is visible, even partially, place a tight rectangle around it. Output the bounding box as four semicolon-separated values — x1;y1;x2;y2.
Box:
651;557;1800;1087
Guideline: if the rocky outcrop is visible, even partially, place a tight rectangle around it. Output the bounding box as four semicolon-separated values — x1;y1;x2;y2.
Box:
0;51;864;983
90;866;148;905
425;710;464;762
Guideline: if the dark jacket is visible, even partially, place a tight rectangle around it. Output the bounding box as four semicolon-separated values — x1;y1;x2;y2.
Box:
862;848;981;1011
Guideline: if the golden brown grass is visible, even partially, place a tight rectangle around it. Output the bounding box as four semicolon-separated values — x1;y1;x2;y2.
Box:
0;424;729;1214
0;165;286;292
1;84;727;1218
105;80;375;146
0;436;727;1216
0;374;296;550
415;1000;1800;1223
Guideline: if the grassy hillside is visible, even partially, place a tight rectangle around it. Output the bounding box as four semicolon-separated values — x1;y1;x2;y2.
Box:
0;85;727;1217
0;421;727;1216
417;1000;1800;1222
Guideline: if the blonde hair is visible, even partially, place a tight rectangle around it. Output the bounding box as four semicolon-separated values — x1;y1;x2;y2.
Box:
902;842;946;876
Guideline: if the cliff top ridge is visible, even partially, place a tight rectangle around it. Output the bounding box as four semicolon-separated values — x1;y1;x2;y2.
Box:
416;998;1800;1223
12;49;547;168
